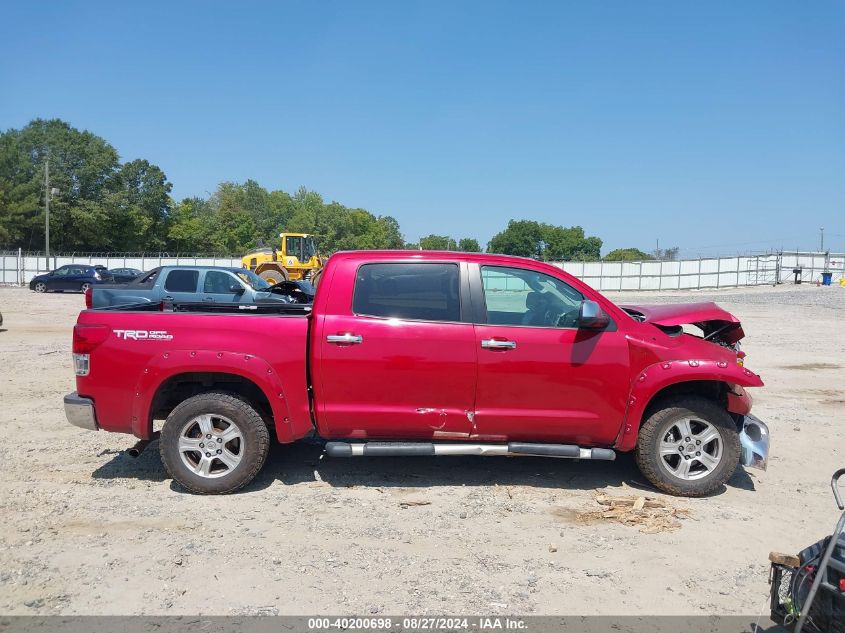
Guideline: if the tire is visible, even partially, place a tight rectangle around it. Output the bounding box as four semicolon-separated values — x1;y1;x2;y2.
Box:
634;396;740;497
33;282;47;293
159;392;270;494
80;282;91;292
259;268;288;285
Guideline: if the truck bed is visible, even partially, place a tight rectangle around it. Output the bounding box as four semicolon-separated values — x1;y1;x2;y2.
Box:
75;307;314;441
95;301;312;315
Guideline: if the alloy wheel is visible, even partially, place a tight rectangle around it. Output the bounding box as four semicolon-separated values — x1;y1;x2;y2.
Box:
177;414;244;478
659;417;723;481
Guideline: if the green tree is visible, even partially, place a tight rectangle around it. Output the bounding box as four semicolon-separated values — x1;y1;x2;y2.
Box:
379;216;405;249
487;220;546;258
419;234;457;250
107;159;172;251
0;118;121;251
604;247;654;261
210;206;256;254
167;197;215;252
488;220;602;261
0;118;178;252
457;238;481;252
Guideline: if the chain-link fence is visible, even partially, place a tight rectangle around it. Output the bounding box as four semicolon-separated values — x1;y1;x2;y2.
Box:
1;249;843;289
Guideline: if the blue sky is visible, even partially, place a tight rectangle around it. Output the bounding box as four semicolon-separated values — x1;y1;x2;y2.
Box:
2;1;843;255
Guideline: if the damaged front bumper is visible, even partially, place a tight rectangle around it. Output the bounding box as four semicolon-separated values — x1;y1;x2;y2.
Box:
739;413;769;471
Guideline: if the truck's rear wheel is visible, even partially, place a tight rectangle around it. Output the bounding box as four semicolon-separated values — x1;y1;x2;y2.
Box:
160;392;270;494
259;269;288;285
634;396;740;497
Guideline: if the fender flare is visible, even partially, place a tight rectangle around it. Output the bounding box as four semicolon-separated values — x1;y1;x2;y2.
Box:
615;359;764;451
130;349;297;441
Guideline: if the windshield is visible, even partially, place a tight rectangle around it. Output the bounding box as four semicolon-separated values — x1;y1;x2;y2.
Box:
236;270;272;290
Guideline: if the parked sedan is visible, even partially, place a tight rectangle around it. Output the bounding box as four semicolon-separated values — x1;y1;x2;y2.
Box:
107;267;144;284
29;265;113;293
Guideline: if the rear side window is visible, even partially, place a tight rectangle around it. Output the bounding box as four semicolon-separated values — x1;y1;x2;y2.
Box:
353;263;460;322
164;270;199;293
136;269;159;286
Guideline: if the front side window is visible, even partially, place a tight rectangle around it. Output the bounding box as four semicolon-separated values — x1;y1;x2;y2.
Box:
203;271;237;294
53;266;71;276
481;265;584;328
164;270;199;293
353;263;460;322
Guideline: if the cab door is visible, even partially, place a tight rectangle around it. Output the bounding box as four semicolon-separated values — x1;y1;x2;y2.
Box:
48;266;73;290
314;260;477;440
471;264;630;446
160;269;201;303
201;270;244;303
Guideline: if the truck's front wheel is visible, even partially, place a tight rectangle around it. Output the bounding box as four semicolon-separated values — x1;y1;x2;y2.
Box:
635;396;740;497
160;392;270;494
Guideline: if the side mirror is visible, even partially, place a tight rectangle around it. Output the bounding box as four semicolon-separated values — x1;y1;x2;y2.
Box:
577;300;610;329
229;284;245;294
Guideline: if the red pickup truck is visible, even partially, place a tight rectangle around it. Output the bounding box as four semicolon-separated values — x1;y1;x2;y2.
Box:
65;251;770;497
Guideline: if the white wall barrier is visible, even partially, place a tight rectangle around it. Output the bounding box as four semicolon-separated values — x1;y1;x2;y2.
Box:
0;250;842;290
553;254;786;292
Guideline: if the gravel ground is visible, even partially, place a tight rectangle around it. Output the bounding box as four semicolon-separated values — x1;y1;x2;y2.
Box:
0;283;843;616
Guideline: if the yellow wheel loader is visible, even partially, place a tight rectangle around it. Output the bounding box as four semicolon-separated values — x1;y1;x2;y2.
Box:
242;233;323;285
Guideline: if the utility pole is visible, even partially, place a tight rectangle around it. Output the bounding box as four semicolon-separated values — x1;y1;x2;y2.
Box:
820;227;824;252
44;159;50;271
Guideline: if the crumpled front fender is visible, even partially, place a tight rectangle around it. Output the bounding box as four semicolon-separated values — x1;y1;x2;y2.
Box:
616;359;764;452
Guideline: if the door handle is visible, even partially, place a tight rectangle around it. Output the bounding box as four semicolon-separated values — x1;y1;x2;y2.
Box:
481;339;517;350
326;334;363;345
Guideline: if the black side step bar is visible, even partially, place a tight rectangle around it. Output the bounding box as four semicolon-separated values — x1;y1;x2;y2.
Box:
325;441;615;461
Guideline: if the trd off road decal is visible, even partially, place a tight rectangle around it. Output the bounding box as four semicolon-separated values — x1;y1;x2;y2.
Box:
113;330;174;341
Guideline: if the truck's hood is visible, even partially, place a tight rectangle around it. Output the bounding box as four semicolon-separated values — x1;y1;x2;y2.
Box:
620;301;745;344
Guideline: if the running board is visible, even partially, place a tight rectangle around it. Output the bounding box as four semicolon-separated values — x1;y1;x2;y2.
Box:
324;441;615;461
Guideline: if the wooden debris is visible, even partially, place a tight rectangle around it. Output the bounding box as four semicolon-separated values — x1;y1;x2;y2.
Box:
769;551;800;567
577;492;691;534
399;500;431;508
595;493;665;509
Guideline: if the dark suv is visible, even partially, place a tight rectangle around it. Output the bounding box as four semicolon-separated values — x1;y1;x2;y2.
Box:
29;265;113;293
